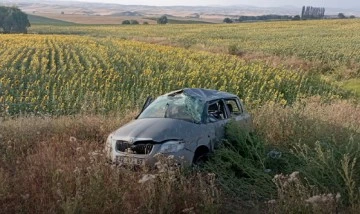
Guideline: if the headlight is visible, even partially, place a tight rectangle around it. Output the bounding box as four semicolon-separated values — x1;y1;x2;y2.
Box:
104;134;115;156
159;140;185;154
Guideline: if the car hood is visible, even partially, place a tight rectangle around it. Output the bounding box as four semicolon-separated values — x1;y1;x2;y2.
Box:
112;118;201;143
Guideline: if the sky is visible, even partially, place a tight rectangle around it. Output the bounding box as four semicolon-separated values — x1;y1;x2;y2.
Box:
72;0;360;8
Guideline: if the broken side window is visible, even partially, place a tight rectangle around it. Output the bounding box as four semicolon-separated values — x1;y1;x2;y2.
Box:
207;100;228;122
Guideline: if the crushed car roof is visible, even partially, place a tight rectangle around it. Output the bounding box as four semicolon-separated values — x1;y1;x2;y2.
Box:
165;88;238;102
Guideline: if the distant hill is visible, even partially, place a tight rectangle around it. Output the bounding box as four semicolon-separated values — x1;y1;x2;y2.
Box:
3;0;359;23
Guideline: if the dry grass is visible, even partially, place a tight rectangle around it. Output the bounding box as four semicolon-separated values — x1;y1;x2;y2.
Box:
1;98;360;213
253;97;360;146
253;97;360;213
0;113;219;213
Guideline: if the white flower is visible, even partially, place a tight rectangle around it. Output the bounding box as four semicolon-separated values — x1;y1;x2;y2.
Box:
322;194;330;202
138;174;156;184
56;189;62;198
336;193;341;201
207;173;216;179
88;151;101;156
288;171;299;182
182;207;194;213
273;174;281;180
73;167;81;174
267;199;276;204
305;195;322;204
70;136;77;142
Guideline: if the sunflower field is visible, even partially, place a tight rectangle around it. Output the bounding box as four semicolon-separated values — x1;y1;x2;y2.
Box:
0;33;344;116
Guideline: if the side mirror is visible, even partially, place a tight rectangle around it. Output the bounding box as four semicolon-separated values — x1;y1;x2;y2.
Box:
135;96;153;119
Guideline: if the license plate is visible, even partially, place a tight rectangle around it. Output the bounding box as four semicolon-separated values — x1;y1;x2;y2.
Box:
116;156;144;165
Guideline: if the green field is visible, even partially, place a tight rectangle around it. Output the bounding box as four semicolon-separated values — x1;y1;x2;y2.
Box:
1;19;360;213
28;20;360;68
0;34;345;115
167;18;213;24
28;19;360;91
27;14;75;25
145;17;214;24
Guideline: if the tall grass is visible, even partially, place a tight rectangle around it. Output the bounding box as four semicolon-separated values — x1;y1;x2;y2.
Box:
254;97;360;212
1;98;359;213
201;97;360;213
0;113;219;213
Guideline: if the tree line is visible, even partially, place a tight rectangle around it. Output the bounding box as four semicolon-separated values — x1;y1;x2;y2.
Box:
301;6;325;19
0;6;30;33
122;15;168;25
223;5;359;23
224;15;298;23
238;15;293;22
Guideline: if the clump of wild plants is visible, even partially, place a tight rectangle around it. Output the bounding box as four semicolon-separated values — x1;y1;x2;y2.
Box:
137;154;220;214
291;140;360;211
254;98;360;211
228;44;246;56
268;171;341;214
205;120;275;202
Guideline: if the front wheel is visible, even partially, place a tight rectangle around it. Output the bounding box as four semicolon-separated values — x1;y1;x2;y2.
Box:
192;151;210;167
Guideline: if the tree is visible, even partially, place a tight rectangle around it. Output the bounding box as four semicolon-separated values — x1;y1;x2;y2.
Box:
338;13;346;19
130;20;139;25
157;15;168;24
223;18;233;23
0;6;30;34
301;6;306;19
301;6;325;19
122;20;131;25
349;15;356;19
143;21;149;25
292;15;301;21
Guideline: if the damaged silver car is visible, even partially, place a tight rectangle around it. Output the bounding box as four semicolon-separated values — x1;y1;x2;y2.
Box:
105;88;252;166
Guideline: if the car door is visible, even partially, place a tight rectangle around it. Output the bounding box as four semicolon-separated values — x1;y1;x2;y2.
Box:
205;99;230;150
224;98;252;132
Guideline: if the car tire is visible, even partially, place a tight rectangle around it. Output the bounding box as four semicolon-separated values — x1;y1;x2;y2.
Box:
192;146;210;166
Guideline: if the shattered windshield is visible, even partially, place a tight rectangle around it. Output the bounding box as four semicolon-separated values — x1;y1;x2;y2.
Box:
138;92;204;123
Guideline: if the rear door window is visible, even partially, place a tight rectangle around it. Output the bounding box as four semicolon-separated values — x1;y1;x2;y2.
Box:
225;99;243;116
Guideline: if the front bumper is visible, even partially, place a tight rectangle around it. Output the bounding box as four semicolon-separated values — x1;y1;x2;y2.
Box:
109;143;194;167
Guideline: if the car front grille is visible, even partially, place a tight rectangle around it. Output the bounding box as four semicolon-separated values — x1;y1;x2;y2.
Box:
116;140;154;155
